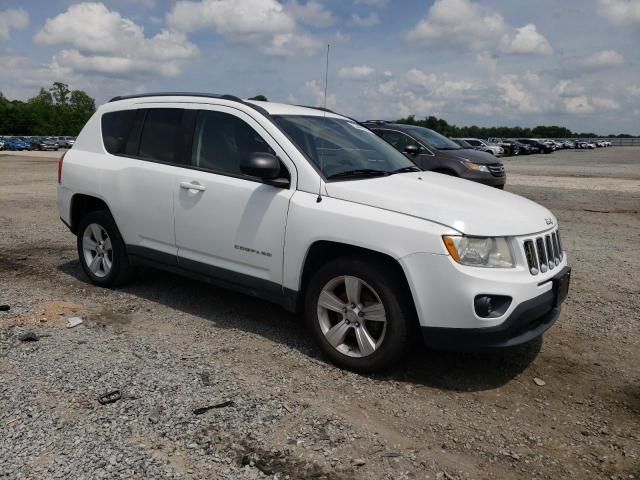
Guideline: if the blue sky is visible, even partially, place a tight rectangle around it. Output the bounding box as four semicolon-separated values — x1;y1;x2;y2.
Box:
1;0;639;134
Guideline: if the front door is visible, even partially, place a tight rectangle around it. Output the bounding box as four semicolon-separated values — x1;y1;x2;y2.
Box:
173;106;294;292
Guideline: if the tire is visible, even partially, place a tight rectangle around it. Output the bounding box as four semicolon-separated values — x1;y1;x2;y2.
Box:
76;210;133;287
304;256;412;372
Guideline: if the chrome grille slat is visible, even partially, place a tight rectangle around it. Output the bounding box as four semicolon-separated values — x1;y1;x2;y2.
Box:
524;227;563;275
545;235;555;269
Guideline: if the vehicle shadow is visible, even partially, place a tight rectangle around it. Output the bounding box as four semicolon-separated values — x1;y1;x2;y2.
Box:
58;261;541;392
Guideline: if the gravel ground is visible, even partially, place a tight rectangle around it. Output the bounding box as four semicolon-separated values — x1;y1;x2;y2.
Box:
1;149;639;479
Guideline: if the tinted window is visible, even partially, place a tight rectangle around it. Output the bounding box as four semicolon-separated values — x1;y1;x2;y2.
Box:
102;110;136;155
380;130;418;152
138;108;183;164
192;110;274;176
404;126;461;150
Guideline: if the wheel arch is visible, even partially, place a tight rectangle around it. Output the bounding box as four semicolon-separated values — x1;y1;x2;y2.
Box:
69;194;112;235
296;241;418;324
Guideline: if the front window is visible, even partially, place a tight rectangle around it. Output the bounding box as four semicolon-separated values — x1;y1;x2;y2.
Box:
403;126;462;151
273;115;417;179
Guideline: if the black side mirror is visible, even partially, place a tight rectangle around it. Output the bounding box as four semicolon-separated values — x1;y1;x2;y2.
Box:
240;152;280;179
403;145;420;155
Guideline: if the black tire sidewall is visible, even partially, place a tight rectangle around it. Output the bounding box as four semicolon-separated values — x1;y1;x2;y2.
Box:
305;257;410;373
76;211;129;287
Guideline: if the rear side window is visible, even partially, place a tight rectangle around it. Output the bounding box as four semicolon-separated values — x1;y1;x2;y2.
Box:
102;110;136;155
138;109;183;164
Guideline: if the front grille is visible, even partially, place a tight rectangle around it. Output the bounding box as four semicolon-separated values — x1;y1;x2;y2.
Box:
524;228;563;275
488;163;506;177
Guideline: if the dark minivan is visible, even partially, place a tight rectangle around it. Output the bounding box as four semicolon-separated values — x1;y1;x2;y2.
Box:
362;121;506;188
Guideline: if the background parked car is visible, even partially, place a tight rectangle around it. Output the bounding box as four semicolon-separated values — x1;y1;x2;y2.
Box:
487;138;519;156
454;138;504;156
505;139;537;154
363;121;506;188
59;136;76;148
0;138;4;151
517;138;554;154
3;137;31;151
29;136;59;151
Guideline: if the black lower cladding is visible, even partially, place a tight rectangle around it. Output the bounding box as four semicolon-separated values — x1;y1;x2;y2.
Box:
126;245;299;312
422;266;571;351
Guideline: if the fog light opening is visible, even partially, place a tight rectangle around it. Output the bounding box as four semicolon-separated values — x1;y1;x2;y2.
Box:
474;295;512;318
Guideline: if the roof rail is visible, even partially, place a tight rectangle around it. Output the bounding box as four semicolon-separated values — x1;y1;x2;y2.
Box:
108;92;243;103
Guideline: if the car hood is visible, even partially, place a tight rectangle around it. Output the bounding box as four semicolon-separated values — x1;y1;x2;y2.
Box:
435;148;498;165
325;172;556;237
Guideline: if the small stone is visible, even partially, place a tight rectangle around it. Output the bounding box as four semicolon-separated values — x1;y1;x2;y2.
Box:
352;459;366;467
533;377;546;386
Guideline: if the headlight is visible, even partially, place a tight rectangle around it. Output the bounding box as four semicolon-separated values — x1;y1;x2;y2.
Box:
443;236;514;268
463;162;489;173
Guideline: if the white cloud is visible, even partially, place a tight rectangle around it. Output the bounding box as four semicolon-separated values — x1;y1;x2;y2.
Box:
260;32;322;56
598;0;640;27
338;65;375;79
168;0;321;56
591;97;620;110
406;0;552;55
563;96;594;114
406;0;505;50
628;85;640;96
579;49;624;70
349;12;380;28
552;79;585;98
496;74;544;113
476;52;497;72
354;0;389;6
501;24;553;55
34;3;198;78
285;1;335;28
0;8;29;41
406;68;438;89
303;79;336;109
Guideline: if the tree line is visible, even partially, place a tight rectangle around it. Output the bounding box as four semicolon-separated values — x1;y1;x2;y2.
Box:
0;82;96;136
394;115;636;139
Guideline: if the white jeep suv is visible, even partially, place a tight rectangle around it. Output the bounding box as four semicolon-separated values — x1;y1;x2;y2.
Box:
57;93;570;372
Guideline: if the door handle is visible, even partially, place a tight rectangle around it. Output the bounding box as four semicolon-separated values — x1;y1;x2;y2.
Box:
180;181;206;192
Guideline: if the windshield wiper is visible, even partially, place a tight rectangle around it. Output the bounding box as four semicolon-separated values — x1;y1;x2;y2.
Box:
327;169;391;180
392;166;421;174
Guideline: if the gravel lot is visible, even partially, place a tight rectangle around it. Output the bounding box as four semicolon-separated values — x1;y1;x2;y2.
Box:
1;148;638;479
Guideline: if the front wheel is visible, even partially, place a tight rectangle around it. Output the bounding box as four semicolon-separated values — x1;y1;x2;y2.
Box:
77;210;133;287
305;257;412;372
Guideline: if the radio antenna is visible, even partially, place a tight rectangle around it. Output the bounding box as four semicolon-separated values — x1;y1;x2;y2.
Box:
317;43;330;203
323;44;330;110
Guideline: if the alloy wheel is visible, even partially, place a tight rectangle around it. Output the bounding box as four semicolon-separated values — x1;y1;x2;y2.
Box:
82;223;113;278
317;275;387;358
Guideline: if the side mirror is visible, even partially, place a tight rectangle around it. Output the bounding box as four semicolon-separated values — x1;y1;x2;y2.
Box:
403;145;420;155
240;152;280;179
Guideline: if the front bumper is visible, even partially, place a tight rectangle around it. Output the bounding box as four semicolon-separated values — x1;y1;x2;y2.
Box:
399;247;570;348
421;268;569;350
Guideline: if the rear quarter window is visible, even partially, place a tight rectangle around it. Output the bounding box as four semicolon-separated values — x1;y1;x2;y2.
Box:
101;110;136;155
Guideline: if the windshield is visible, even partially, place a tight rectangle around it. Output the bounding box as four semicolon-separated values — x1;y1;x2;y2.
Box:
403;126;461;150
273;115;417;179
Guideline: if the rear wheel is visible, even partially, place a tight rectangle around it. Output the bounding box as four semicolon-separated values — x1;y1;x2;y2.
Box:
77;210;133;287
305;257;411;372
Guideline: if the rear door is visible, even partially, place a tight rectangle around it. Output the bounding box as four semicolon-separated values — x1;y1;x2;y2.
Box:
173;106;295;292
100;107;190;261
